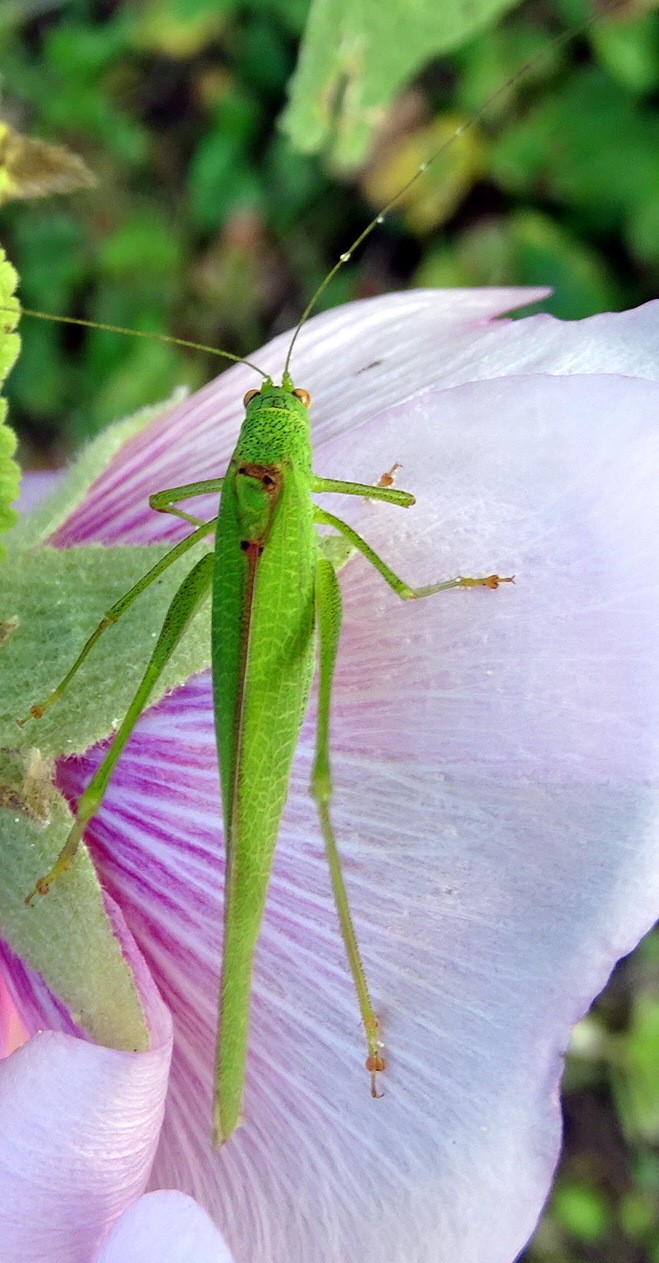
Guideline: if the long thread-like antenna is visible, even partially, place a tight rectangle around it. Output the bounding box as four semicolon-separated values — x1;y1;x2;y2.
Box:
283;1;625;378
5;306;271;381
4;3;626;390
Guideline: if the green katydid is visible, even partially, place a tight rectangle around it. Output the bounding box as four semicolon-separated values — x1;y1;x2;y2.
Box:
20;361;512;1144
14;11;616;1143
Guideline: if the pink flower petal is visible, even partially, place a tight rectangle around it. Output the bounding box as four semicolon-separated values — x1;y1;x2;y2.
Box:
6;294;659;1262
0;898;172;1263
0;972;27;1057
94;1191;233;1263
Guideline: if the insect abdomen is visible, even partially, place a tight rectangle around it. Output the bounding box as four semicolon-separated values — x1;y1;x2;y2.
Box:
211;460;317;1140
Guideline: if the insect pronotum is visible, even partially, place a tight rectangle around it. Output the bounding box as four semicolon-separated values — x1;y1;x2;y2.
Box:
12;7;614;1144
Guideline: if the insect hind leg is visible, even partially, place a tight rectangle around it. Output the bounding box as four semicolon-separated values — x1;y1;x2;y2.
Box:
311;555;385;1097
314;507;513;598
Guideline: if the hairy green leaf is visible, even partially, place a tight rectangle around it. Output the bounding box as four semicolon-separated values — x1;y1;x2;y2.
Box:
0;540;212;758
0;750;148;1051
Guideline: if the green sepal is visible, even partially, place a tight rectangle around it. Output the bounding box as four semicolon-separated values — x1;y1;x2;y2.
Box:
0;748;148;1051
0;382;211;1051
0;540;212;758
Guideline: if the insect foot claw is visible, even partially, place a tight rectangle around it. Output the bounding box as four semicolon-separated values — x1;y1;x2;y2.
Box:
24;879;48;906
366;1052;386;1098
459;573;515;590
24;860;71;906
365;1015;386;1097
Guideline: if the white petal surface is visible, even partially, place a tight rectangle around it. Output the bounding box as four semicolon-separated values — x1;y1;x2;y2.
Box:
94;1191;234;1263
14;469;61;516
0;908;172;1263
6;296;659;1263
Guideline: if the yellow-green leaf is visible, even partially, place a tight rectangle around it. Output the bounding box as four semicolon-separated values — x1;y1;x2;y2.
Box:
0;121;96;205
0;249;20;557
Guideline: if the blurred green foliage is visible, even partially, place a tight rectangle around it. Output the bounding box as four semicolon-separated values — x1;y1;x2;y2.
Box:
0;2;657;1257
281;0;522;163
0;0;657;465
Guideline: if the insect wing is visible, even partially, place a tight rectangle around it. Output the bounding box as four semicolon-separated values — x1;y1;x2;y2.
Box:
211;456;317;1140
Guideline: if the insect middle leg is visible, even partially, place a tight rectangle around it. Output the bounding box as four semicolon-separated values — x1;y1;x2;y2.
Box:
25;551;215;904
21;517;218;723
149;477;224;527
311;555;385;1097
311;474;414;509
314;507;514;597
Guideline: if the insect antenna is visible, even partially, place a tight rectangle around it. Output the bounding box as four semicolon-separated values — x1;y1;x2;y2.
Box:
282;0;627;378
2;306;271;381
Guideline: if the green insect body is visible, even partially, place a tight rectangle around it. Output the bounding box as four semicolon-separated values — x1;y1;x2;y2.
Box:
21;350;511;1142
17;305;517;1149
212;383;318;1141
196;376;426;1140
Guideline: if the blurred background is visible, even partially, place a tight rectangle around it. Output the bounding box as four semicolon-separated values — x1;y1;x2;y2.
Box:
1;1;658;1257
1;0;658;465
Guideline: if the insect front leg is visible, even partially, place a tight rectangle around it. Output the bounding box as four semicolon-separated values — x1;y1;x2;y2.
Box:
149;477;225;527
312;555;385;1098
311;474;414;508
314;507;514;597
25;552;214;904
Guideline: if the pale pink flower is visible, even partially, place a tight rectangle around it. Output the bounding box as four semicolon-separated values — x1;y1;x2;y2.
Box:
2;290;658;1262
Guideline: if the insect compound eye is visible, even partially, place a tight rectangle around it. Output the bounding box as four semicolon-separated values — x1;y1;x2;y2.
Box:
292;387;311;408
243;388;260;407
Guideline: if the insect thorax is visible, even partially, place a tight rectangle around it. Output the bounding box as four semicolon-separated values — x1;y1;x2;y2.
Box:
235;384;313;471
